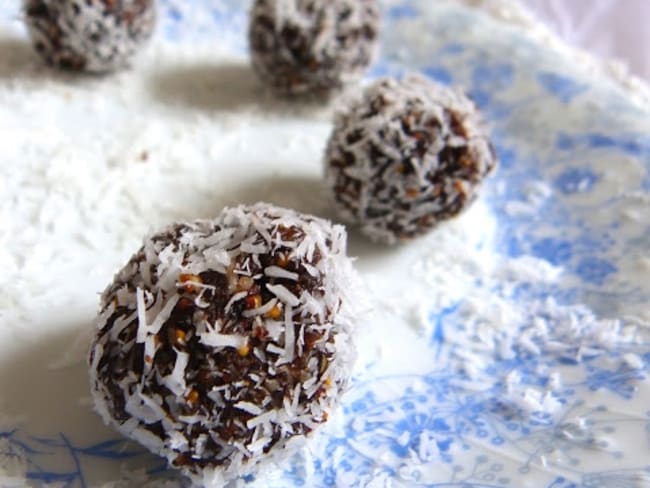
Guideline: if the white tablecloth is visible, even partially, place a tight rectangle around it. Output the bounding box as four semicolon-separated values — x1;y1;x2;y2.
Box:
523;0;650;80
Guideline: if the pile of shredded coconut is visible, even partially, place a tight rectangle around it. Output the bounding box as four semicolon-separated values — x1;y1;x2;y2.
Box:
360;194;648;421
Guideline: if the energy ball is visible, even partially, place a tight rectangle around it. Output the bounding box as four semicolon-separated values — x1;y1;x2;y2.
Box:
89;203;359;486
248;0;380;97
23;0;156;72
325;75;497;244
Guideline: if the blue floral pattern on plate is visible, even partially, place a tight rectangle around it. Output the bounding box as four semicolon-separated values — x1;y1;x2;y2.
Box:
1;1;649;486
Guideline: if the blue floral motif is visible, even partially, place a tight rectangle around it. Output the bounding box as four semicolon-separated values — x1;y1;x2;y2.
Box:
424;65;454;85
582;365;645;399
387;4;419;21
580;469;650;488
547;477;578;488
473;63;515;91
556;132;650;159
575;257;617;285
537;73;589;103
168;6;182;22
0;430;186;487
554;168;599;194
531;238;573;266
440;43;466;56
468;63;515;110
494;144;517;170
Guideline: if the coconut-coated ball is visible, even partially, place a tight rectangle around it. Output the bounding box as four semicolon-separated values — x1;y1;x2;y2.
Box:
88;203;359;486
23;0;156;72
324;74;498;244
249;0;381;97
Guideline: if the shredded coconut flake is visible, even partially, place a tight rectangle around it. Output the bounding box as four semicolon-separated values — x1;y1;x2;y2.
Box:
199;331;248;350
235;401;264;416
264;266;299;281
266;283;301;307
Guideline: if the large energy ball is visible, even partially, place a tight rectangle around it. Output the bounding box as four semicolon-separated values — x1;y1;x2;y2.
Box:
325;75;498;244
248;0;381;97
23;0;156;72
88;203;359;486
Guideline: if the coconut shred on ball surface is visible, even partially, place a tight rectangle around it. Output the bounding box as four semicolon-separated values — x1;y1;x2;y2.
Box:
23;0;155;72
325;74;498;244
88;203;359;485
249;0;380;97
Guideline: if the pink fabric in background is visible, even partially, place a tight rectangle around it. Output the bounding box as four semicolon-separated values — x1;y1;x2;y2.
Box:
522;0;650;81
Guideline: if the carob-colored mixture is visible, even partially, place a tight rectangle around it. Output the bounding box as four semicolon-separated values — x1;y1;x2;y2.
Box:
23;0;155;72
325;74;498;244
249;0;380;96
89;203;358;485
